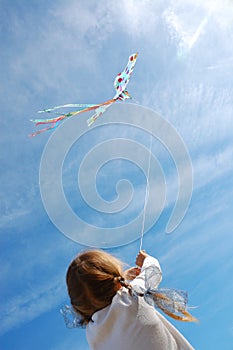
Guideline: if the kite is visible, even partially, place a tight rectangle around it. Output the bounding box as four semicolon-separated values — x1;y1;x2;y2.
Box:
30;53;138;137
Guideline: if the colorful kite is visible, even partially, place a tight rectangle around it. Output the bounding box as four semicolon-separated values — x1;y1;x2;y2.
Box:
30;53;138;137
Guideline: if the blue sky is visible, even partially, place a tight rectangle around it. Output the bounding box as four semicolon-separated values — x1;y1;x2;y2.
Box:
1;0;233;349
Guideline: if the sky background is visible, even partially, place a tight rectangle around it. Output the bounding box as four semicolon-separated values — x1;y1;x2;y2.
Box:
1;0;233;349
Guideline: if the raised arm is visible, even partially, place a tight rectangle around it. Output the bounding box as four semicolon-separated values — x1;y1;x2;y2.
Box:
136;250;150;268
131;250;162;291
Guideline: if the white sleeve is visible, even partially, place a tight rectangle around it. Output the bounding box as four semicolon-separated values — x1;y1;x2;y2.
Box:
141;256;162;272
131;255;162;291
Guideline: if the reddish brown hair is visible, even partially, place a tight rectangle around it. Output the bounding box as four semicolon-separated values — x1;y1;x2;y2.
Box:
66;249;124;325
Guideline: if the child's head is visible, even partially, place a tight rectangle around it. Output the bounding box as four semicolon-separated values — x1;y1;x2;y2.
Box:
66;249;124;325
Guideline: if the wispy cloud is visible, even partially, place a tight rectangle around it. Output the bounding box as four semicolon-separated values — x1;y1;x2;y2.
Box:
0;209;31;228
0;235;76;336
0;276;65;336
193;145;233;189
164;1;217;57
207;56;233;70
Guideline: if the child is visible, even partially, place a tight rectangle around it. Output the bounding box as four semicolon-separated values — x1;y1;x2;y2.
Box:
65;249;196;350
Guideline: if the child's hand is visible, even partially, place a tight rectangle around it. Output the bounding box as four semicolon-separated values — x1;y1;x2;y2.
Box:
136;250;149;268
123;267;141;280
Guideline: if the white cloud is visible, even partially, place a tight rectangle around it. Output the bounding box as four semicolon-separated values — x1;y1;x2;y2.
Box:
113;0;161;37
0;209;31;228
0;235;76;336
193;145;233;189
164;7;210;55
0;277;65;336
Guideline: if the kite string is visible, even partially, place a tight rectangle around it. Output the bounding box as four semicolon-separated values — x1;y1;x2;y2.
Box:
139;134;153;251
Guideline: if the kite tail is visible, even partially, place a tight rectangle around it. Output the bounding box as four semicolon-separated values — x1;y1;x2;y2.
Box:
31;115;67;126
30;98;117;136
29;121;60;137
87;102;115;127
29;115;67;136
37;104;97;114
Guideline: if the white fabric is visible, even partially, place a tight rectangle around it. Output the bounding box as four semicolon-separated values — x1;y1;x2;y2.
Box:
86;256;195;350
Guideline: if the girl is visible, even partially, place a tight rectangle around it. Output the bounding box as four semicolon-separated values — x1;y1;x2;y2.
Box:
65;249;196;350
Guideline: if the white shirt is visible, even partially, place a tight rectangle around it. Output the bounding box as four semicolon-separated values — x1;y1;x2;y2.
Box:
86;256;195;350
